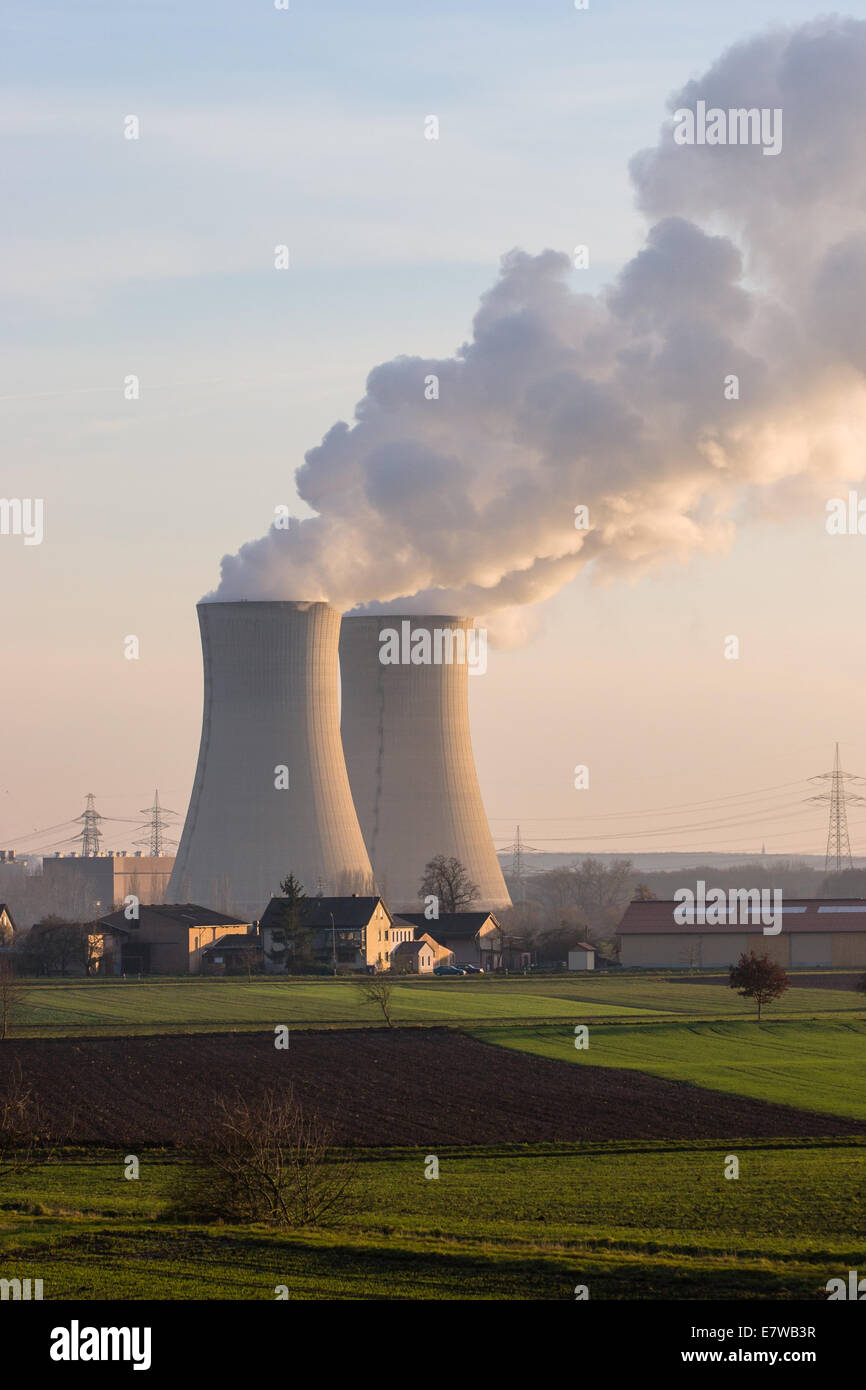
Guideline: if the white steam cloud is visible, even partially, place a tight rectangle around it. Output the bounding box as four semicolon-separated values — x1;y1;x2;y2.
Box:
208;18;866;638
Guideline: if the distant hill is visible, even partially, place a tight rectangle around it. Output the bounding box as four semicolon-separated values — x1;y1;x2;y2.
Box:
497;850;866;872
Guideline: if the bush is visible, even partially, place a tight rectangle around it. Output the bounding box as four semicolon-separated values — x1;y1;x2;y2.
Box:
169;1089;356;1228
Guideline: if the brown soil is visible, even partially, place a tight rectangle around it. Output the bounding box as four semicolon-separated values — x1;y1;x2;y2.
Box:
0;1029;861;1148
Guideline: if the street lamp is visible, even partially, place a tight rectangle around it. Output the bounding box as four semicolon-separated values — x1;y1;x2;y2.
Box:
330;912;337;975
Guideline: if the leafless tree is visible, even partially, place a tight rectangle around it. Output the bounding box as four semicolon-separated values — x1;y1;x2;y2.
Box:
0;1061;65;1184
0;958;24;1040
357;973;395;1027
679;940;704;972
174;1089;356;1227
231;947;261;982
419;854;479;913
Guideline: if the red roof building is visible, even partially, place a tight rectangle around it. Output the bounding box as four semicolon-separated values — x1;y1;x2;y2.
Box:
617;897;866;969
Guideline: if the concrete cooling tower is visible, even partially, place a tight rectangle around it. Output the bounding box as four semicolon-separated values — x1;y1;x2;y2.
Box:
339;614;512;914
168;601;374;920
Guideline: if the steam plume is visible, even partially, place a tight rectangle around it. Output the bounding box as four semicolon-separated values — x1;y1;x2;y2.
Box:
208;18;866;637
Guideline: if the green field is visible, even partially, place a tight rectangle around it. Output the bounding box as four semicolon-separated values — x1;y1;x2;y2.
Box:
1;1144;862;1300
9;972;865;1037
476;1017;866;1120
3;974;864;1301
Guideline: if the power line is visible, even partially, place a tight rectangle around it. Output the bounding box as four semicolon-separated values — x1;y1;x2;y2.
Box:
493;802;822;845
488;778;813;823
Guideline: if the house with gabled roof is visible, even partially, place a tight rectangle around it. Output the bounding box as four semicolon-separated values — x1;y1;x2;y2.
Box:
260;893;402;973
396;910;504;969
99;903;254;975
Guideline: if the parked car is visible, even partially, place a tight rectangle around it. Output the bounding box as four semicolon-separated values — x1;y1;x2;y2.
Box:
433;965;466;976
462;964;484;974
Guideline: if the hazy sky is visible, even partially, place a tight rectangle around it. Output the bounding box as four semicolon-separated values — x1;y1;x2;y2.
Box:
3;0;866;861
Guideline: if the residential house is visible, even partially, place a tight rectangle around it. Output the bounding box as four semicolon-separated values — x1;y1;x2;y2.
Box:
0;905;17;947
25;918;117;976
201;934;263;975
397;911;504;969
99;904;254;975
260;894;399;973
390;931;452;974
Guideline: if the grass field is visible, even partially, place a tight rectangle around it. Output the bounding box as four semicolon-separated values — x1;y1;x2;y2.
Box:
1;1143;863;1299
3;975;863;1300
476;1017;866;1121
9;972;866;1037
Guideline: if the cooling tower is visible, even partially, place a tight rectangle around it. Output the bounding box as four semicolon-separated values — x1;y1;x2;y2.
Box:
339;614;511;913
168;601;374;919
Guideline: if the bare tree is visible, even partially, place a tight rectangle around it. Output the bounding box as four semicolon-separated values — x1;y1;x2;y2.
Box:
569;858;635;932
0;1061;64;1184
0;958;24;1040
230;946;261;982
357;973;395;1027
174;1089;356;1227
419;854;479;913
679;940;704;972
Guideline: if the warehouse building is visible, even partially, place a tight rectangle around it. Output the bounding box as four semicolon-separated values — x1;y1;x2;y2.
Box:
617;898;866;968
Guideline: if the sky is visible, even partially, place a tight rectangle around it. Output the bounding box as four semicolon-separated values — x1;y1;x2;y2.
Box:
3;0;866;861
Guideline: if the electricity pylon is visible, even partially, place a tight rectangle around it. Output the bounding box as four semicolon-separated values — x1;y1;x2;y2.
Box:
134;790;178;857
74;793;104;856
503;824;538;901
808;744;866;872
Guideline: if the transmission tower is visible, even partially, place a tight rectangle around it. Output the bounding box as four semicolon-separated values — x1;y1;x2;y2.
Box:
808;744;866;872
503;824;539;901
134;790;178;857
74;793;104;856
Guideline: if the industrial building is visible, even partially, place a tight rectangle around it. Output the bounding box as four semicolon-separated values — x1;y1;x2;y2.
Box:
617;898;866;968
339;614;512;914
168;601;375;919
42;852;175;912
